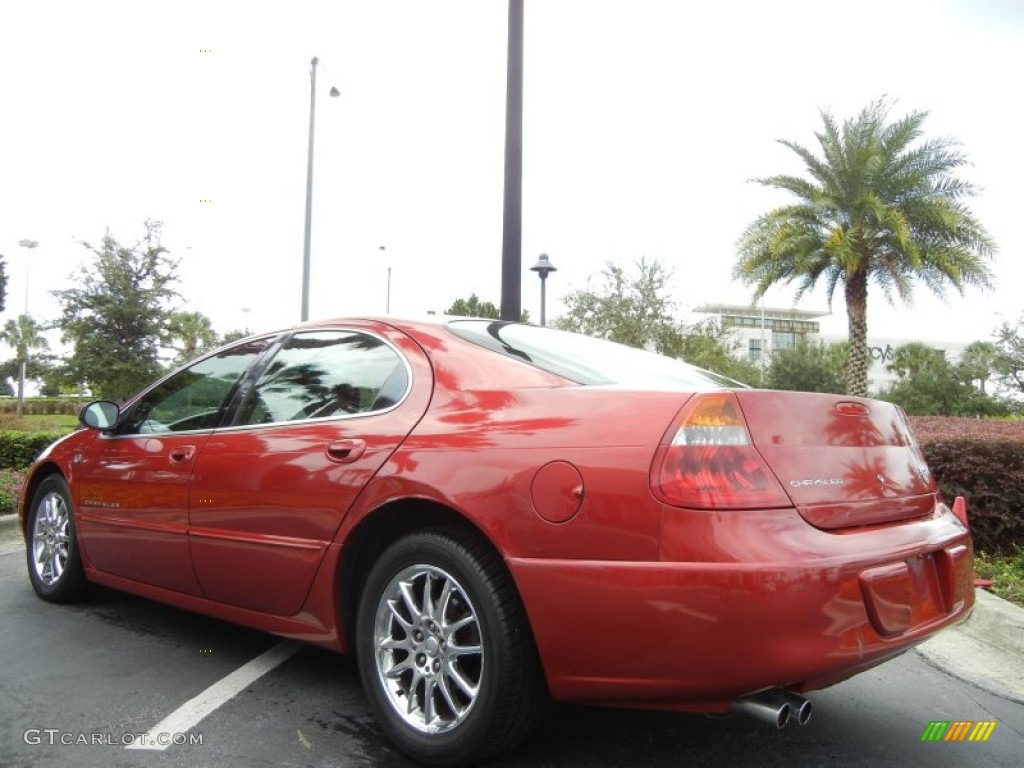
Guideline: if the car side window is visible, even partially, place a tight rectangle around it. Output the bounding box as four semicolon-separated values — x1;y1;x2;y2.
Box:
234;331;407;425
117;340;271;435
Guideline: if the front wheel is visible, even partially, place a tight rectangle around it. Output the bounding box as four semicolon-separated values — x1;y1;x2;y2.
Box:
356;530;545;766
26;475;92;603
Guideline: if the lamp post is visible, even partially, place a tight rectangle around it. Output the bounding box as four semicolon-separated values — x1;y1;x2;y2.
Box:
16;239;38;418
529;253;557;326
500;0;524;322
301;56;340;322
381;246;390;314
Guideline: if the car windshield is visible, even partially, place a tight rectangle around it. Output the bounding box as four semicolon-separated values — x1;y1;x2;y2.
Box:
446;320;745;389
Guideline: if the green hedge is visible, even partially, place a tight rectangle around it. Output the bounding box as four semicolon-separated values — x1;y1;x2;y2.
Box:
0;399;81;416
910;417;1024;554
0;431;69;470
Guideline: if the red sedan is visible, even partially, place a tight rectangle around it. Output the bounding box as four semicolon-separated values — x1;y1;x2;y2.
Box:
19;317;974;765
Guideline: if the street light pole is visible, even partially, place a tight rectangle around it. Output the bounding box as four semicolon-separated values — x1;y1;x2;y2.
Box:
529;253;557;326
500;0;524;322
301;56;340;322
380;246;390;313
17;239;38;418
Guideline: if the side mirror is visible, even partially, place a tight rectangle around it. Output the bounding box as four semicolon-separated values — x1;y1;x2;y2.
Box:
80;401;121;431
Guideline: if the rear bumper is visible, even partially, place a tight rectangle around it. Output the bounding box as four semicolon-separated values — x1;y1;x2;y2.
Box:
508;504;973;710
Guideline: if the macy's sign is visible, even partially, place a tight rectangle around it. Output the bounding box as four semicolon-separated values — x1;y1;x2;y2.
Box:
869;344;895;363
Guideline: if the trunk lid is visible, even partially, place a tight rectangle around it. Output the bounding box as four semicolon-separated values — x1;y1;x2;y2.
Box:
734;390;936;530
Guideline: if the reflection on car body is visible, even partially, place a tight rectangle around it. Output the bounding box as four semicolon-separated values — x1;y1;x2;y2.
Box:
19;317;974;766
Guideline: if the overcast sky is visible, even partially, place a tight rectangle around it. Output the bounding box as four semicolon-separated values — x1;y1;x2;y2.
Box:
2;0;1022;352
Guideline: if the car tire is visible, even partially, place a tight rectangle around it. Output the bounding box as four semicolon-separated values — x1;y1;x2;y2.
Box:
26;475;93;603
356;529;545;766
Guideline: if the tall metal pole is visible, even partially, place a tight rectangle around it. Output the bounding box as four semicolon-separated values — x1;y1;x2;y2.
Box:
500;0;524;322
539;273;548;326
301;57;319;322
382;245;390;313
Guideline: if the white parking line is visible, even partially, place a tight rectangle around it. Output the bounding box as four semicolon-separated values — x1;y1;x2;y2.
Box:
126;639;302;751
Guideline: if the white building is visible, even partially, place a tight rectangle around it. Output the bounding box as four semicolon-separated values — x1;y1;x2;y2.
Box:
693;304;967;391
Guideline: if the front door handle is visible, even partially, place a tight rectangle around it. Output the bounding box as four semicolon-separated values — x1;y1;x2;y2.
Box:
326;439;367;463
169;445;196;465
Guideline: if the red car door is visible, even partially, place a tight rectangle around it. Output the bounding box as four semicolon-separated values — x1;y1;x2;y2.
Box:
187;326;431;615
74;432;209;594
74;339;272;594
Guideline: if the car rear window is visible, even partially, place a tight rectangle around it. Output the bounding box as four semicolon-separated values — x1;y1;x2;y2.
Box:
446;320;742;389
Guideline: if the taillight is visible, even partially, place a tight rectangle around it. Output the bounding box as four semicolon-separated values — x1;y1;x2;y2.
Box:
650;392;791;509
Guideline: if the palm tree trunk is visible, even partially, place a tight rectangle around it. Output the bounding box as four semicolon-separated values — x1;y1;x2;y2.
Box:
16;342;28;418
844;272;869;397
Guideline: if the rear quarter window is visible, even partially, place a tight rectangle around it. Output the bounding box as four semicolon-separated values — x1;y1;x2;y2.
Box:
445;320;742;390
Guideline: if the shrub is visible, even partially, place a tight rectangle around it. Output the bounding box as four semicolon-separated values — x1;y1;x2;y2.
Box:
0;469;23;514
909;416;1024;553
0;431;68;470
974;546;1024;606
0;399;81;416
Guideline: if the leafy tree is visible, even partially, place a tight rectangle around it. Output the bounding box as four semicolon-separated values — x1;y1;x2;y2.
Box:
0;359;16;397
767;338;847;394
55;220;179;401
554;258;755;380
667;319;760;383
0;254;7;312
555;258;679;353
220;329;251;345
887;342;946;381
1;314;52;411
993;315;1024;393
446;294;500;319
37;362;78;398
734;99;995;398
446;294;529;323
167;311;219;365
957;340;999;394
880;343;1007;416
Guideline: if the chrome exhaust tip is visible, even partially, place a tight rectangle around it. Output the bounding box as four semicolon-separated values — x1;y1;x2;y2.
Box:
732;691;791;729
784;691;813;726
731;689;812;728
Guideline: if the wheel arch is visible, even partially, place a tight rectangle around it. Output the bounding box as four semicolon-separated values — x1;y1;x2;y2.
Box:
19;462;65;537
336;498;522;652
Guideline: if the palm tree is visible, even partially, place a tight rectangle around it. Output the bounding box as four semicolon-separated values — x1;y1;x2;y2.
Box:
887;342;946;381
166;311;219;365
2;314;50;416
734;99;995;396
958;340;999;394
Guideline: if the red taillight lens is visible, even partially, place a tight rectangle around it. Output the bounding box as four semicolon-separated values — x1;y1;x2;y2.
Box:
650;392;791;510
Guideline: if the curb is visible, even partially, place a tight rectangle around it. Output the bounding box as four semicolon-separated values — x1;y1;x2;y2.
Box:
963;587;1024;656
0;513;23;556
917;586;1024;703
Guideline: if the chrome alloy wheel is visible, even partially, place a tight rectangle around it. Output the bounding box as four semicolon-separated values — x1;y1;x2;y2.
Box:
32;491;71;587
373;564;484;734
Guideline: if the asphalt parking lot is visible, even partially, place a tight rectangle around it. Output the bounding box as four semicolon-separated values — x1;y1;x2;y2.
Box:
2;514;1022;767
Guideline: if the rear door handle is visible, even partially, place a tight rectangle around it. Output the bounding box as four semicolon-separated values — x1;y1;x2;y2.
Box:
326;439;367;463
169;445;196;464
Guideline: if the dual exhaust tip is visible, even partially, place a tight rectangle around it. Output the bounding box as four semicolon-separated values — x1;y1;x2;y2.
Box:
732;689;813;728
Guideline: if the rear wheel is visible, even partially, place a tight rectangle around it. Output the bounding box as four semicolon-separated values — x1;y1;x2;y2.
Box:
26;475;92;603
356;530;544;766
